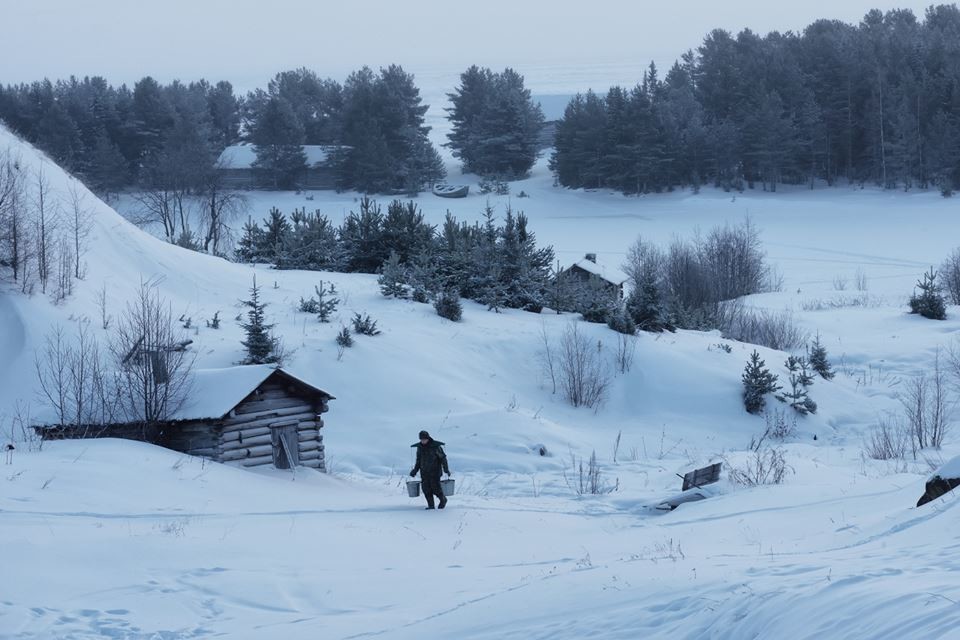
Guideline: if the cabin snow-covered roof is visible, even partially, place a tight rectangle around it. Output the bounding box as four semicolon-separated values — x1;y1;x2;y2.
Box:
930;455;960;481
568;257;628;286
170;365;333;421
216;144;336;170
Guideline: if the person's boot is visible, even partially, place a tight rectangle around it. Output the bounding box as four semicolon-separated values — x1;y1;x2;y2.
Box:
438;494;447;509
425;496;435;510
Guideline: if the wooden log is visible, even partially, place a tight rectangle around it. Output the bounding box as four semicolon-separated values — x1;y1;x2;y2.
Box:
249;389;294;401
301;459;323;469
235;398;312;415
298;449;324;461
241;456;274;468
297;430;320;442
186;446;219;456
221;411;317;431
221;427;272;442
221;433;274;449
221;444;274;461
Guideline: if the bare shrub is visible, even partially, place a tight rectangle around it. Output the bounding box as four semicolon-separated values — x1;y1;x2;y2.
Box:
765;407;797;441
565;450;617;495
96;283;112;330
799;294;879;311
698;218;769;302
613;332;637;374
623;236;664;290
110;280;195;431
0;148;28;283
557;322;611;410
864;415;910;460
719;305;808;351
900;352;952;450
66;181;92;279
35;323;118;433
854;268;869;292
728;447;791;486
832;274;848;291
941;249;960;305
538;322;557;394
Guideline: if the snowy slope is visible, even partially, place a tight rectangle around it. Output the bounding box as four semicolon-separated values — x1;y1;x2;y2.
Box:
2;125;960;639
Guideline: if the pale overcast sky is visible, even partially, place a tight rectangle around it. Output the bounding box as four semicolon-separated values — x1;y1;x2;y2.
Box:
0;0;940;89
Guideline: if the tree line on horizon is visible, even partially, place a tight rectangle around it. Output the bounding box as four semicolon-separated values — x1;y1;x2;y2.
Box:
1;5;958;200
0;64;541;197
552;5;960;195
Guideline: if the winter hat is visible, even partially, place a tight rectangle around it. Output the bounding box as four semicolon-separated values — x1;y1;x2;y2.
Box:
418;430;430;439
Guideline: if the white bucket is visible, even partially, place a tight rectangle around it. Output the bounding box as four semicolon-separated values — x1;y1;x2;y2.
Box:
406;480;421;497
440;478;455;496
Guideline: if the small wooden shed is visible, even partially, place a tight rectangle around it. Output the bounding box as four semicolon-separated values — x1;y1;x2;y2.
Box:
560;253;628;300
39;366;334;471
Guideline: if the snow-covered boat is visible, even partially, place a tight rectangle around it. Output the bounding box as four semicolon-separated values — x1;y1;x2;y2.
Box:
432;184;469;198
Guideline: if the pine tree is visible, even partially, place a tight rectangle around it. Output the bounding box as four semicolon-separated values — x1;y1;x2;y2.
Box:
261;208;290;268
314;281;339;323
336;326;353;348
807;333;835;380
576;278;616;323
742;350;781;414
378;250;408;299
250;96;307;189
434;289;463;321
626;267;672;332
240;276;280;365
909;268;947;320
446;66;544;178
235;217;265;263
606;306;636;334
780;356;817;414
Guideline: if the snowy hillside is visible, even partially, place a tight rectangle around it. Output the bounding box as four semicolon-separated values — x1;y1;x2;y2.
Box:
3;125;960;639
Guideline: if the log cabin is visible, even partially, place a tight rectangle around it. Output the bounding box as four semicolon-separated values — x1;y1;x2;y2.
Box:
560;253;628;300
37;366;334;471
216;143;339;190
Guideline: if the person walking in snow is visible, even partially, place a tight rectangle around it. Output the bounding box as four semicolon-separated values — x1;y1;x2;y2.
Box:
410;430;450;509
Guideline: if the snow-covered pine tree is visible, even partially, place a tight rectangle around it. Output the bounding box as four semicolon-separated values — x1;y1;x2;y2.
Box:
407;251;439;303
742;350;781;414
807;333;834;380
626;267;672;332
262;207;291;268
780;356;816;414
314;281;339;323
240;276;281;365
606;305;636;334
378;250;408;299
434;289;463;321
234;217;265;263
576;277;616;323
335;326;353;348
285;209;339;270
908;267;947;320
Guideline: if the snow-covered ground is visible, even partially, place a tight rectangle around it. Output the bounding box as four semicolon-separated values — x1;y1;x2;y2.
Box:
4;120;960;639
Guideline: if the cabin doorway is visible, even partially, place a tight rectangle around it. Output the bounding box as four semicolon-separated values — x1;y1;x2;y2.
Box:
271;421;299;469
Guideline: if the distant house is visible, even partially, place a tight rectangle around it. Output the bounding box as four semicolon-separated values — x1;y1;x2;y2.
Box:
37;366;334;471
216;143;339;190
561;253;628;299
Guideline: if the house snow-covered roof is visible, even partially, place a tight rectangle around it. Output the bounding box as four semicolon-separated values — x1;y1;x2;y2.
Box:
170;365;333;421
930;455;960;481
569;257;628;286
216;144;336;170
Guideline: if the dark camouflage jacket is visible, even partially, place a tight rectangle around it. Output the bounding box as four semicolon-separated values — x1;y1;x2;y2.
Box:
411;439;450;476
